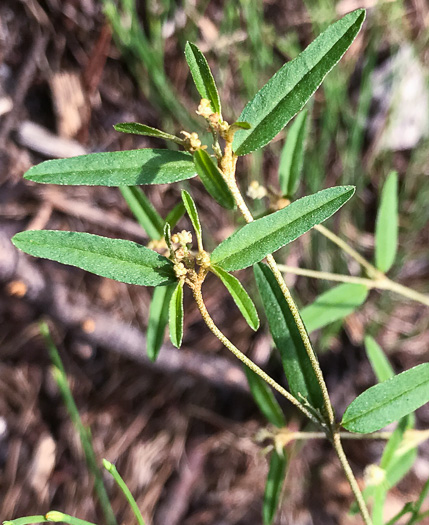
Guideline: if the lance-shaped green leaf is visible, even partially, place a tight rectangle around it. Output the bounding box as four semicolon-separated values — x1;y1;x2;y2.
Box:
169;280;184;348
120;186;164;240
147;284;175;361
114;122;183;145
263;451;287;525
244;367;285;427
184;42;221;115
164;222;173;253
24;149;196;186
375;171;398;273
181;190;203;250
232;9;365;155
165;202;186;229
211;265;259;331
12;230;176;287
279;110;308;197
212;186;355;272
342;363;429;433
300;283;368;333
193;149;236;209
365;335;394;384
254;263;324;409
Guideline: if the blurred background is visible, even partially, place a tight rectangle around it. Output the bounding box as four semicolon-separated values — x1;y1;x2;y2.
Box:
0;0;429;524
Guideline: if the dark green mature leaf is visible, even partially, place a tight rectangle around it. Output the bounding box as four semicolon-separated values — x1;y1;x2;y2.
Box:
12;230;176;286
185;42;221;115
244;367;285;427
342;364;429;433
232;9;366;155
211;265;259;331
375;171;398;273
114;122;183;145
120;186;164;240
181;190;203;249
263;451;287;525
169;280;184;348
193;149;236;209
279;109;308;197
300;283;368;333
211;186;355;272
254;263;324;409
147;284;175;361
24;149;196;186
365;335;394;384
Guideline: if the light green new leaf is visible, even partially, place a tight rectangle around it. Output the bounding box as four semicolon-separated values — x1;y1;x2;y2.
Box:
300;283;368;334
12;230;176;287
147;284;175;361
263;451;287;525
165;202;186;229
24;149;196;186
181;190;203;249
211;186;355;272
375;171;398;273
211;265;259;331
120;186;164;240
169;280;184;348
381;416;416;488
184;42;221;115
114;122;183;145
233;9;366;155
342;363;429;433
193;149;236;209
254;263;324;409
279;109;308;197
365;335;394;384
244;367;285;427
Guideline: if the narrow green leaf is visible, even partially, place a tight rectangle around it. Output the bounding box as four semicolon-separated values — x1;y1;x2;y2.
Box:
193;149;236;209
169;280;184;348
12;230;176;287
181;190;203;249
263;451;287;525
279;109;309;197
375;171;398;273
165;202;186;229
3;517;47;525
211;265;260;331
254;263;324;409
244;367;285;427
147;284;175;361
184;42;221;115
381;416;416;488
342;364;429;433
164;222;173;253
233;9;366;155
24;149;196;186
120;186;164;240
365;335;395;384
300;283;368;333
230;121;251;130
114;122;183;145
45;511;97;525
212;186;355;272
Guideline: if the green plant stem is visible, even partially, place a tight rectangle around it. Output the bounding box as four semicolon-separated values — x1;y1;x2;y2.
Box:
282;430;393;441
384;504;414;525
191;282;321;426
407;478;429;524
276;264;375;286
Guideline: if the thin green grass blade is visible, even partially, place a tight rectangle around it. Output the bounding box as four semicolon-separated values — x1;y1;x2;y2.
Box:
365;335;395;383
114;122;183;145
375;171;398;273
184;42;221;115
254;263;324;409
244;367;285;427
181;190;203;249
169;280;184;348
232;9;366;155
300;283;368;333
147;284;175;361
12;230;176;287
45;512;98;525
193;149;236;209
165;202;186;229
342;364;429;433
279;109;308;197
3;516;47;525
263;451;287;525
24;149;196;186
211;186;355;272
120;186;164;240
211;265;260;331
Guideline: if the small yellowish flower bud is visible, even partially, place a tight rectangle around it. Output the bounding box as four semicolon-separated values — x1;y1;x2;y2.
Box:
196;98;213;119
180;131;207;153
247;180;267;200
196;250;211;268
174;262;187;279
364;464;386;487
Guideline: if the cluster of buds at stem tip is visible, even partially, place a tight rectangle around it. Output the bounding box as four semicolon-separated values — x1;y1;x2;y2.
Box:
196;98;229;138
180;131;206;153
